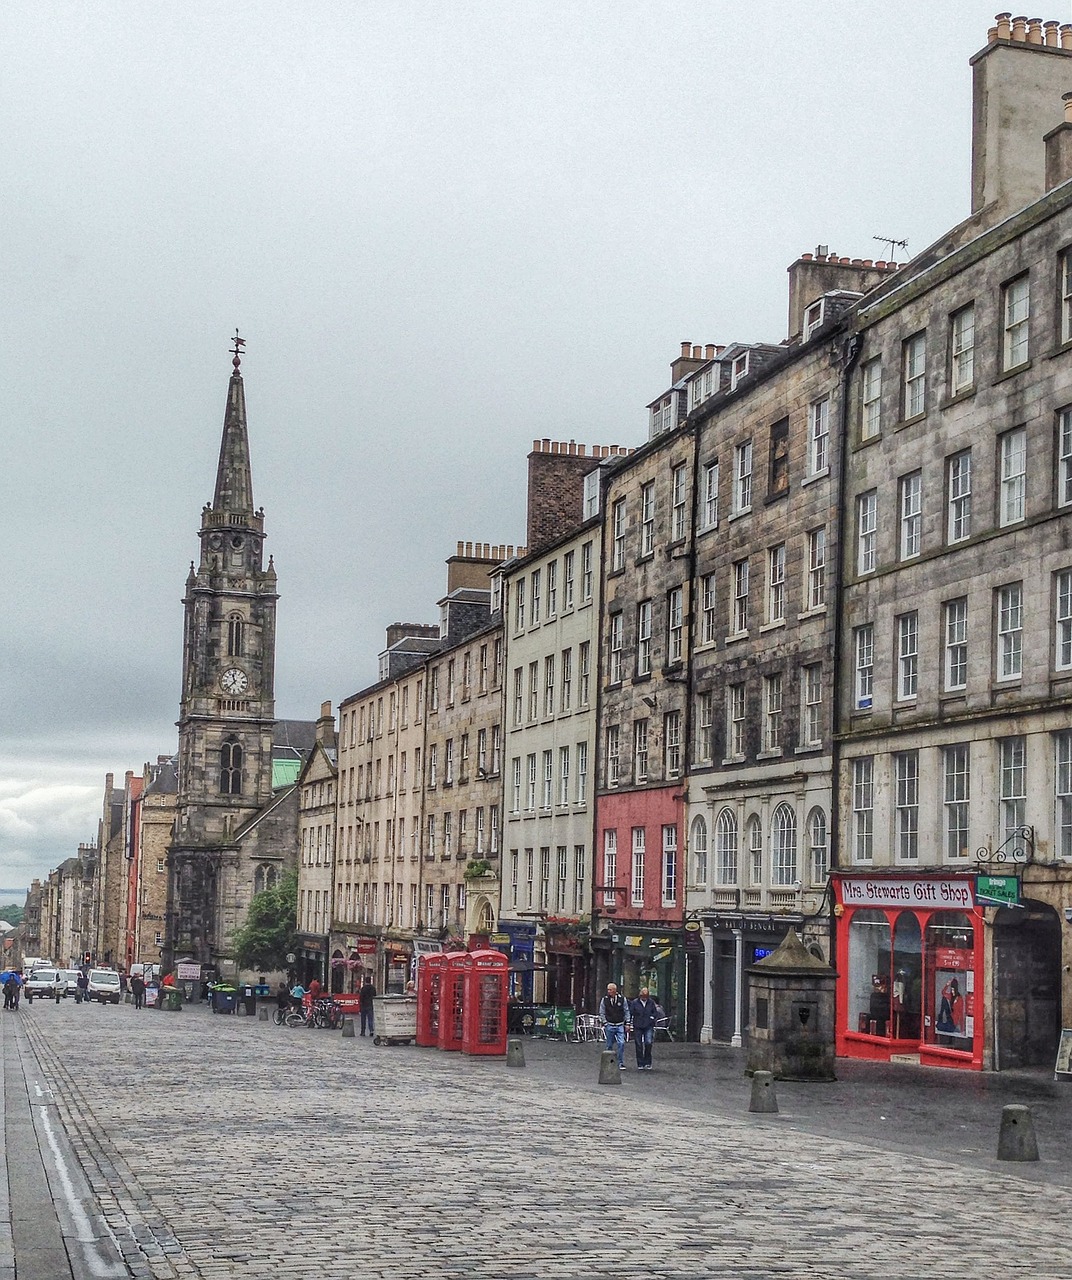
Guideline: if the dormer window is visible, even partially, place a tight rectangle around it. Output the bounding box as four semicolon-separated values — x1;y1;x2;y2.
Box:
730;352;750;390
688;365;718;412
582;470;601;519
803;299;826;342
649;397;673;437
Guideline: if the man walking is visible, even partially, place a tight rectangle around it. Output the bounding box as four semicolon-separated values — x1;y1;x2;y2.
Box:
130;973;146;1010
629;987;662;1070
598;982;631;1069
359;976;376;1037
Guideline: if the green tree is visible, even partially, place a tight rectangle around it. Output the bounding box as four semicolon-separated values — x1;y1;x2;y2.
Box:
0;903;24;927
231;870;298;972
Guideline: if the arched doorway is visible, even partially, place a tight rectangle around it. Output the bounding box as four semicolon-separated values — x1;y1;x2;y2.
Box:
993;898;1061;1070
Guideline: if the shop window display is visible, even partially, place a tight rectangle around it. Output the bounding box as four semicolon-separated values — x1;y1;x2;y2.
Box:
847;910;891;1036
924;912;974;1053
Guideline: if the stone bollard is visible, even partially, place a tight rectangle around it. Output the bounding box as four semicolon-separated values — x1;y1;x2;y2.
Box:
749;1070;779;1114
997;1104;1040;1161
598;1050;622;1085
258;1006;270;1022
506;1038;526;1068
341;1017;356;1038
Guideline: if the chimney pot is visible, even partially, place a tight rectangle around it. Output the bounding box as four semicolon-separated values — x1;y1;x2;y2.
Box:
800;252;813;261
851;258;863;266
1062;23;1072;47
705;344;716;359
815;243;829;257
692;345;702;358
996;12;1012;39
1044;19;1059;45
680;341;691;358
1011;15;1027;41
1027;18;1043;44
862;259;873;267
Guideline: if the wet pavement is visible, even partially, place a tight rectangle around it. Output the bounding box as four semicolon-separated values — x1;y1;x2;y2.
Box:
5;996;1072;1278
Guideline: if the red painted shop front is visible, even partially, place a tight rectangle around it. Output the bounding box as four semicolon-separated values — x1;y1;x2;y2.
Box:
832;873;984;1071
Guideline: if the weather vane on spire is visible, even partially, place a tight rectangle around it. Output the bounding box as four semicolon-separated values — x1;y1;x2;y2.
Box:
231;329;246;372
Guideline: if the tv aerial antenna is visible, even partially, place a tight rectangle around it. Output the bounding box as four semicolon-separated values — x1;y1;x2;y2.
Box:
873;234;908;261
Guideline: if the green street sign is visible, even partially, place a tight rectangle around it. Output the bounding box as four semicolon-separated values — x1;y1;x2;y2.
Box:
976;875;1020;907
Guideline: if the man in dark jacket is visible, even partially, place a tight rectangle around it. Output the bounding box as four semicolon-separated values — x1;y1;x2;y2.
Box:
359;977;376;1037
130;973;146;1010
598;983;631;1068
629;988;663;1070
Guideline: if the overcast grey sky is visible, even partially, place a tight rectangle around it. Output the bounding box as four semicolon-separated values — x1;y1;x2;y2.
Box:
0;2;1026;893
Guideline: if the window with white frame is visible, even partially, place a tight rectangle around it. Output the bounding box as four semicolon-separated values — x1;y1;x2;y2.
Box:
715;808;737;885
530;569;541;625
1059;409;1072;507
511;757;521;812
950;303;975;394
943;743;970;860
732;559;749;633
1056;731;1072;857
806;527;826;610
526;753;537;810
701;461;719;529
541;750;553;809
701;573;717;644
727;683;746;758
801;663;822;746
894;751;919;861
583;470;600;520
581;541;593;601
692;815;709;885
606;724;620;786
544;654;555;717
574;844;585;911
539;847;550;910
899;471;922;560
560;647;572;709
662;825;678;904
443;811;453;857
762;673;783;753
896;611;918;701
854;624;874;709
695;690;713;764
749;816;763;884
576;741;588;804
579;641;591;705
631;828;646;906
528;662;539;720
609;614;624;684
640;482;656;557
943;597;968;691
444;738;454;785
1057;569;1072;670
637;600;653;676
767;544;786;624
546;561;558;617
1003;274;1030;369
999;737;1027;855
514;579;525;633
556;846;568;912
902;332;926;418
512;667;523;725
563;550;575;609
852;756;874;862
808;808;828;884
861;357;882;440
671;464;687;541
664;710;681;777
808;397;830;475
1062;251;1072;346
667;587;683;664
476;806;486;853
771;803;797;885
730;351;750;389
803;298;825;341
559;746;570;807
733;440;753;513
997;582;1023;681
999;426;1026;526
611;499;626;571
857;490;877;574
947;450;972;543
633;718;649;782
428;743;438;788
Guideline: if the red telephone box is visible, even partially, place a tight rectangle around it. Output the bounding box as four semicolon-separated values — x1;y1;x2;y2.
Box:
437;951;468;1052
461;949;509;1056
416;953;445;1048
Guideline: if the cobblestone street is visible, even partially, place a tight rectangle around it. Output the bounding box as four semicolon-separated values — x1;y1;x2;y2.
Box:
6;999;1072;1279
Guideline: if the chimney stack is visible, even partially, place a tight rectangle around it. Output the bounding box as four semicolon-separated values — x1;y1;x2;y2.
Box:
1045;93;1072;190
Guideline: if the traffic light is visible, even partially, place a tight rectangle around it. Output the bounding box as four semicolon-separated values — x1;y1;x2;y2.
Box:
83;952;92;966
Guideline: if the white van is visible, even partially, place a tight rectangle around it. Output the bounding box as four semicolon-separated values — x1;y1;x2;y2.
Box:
87;969;122;1004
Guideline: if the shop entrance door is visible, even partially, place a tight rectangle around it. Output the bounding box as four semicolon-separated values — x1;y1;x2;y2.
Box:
713;939;737;1042
994;900;1061;1069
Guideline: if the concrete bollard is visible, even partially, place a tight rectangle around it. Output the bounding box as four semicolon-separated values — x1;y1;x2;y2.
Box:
997;1104;1040;1161
506;1038;526;1068
598;1050;622;1085
341;1017;356;1038
749;1070;779;1114
258;1006;270;1022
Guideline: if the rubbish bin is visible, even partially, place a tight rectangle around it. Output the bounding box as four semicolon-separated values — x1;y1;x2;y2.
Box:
212;987;238;1014
162;987;183;1012
240;985;257;1017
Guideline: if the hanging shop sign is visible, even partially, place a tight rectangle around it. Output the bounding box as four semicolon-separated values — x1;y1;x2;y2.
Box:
839;878;975;910
975;875;1021;908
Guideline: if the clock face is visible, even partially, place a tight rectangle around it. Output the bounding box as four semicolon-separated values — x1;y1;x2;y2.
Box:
220;667;249;695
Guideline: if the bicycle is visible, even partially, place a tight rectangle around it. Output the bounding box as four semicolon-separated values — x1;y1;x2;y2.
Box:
272;1004;290;1026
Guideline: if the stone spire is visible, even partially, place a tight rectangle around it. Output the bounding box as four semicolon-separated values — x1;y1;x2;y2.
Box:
211;332;254;515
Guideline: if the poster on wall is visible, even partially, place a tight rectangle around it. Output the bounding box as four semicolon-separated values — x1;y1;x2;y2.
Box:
935;970;966;1036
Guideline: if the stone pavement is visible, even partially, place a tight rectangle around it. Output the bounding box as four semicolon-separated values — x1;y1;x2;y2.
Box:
6;998;1072;1279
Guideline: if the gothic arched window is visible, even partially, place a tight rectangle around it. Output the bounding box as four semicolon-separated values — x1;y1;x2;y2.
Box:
771;803;798;886
254;864;279;895
691;815;709;885
220;737;243;795
715;809;737;885
227;614;244;657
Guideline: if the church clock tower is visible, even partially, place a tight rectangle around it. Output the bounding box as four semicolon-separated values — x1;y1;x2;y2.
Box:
167;335;280;971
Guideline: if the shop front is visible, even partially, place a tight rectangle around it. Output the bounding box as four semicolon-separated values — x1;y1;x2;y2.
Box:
490;921;540;1000
606;927;686;1038
832;873;983;1071
295;933;327;987
543;920;590;1010
382;934;413;994
700;912;802;1045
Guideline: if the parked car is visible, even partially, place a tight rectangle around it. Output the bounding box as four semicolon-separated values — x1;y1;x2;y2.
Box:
24;967;65;1002
63;969;82;999
87;968;122;1004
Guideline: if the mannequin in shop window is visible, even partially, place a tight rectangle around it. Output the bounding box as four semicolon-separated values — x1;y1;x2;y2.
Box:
937;976;964;1036
869;973;889;1036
